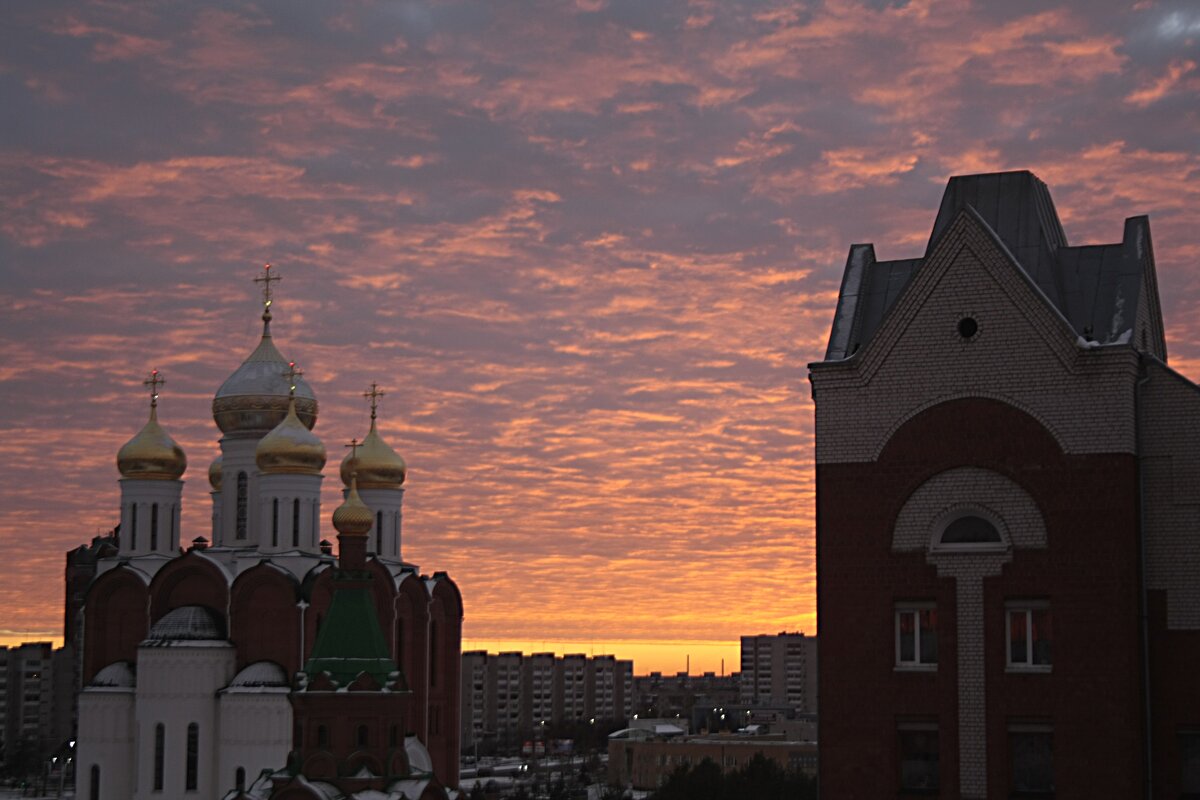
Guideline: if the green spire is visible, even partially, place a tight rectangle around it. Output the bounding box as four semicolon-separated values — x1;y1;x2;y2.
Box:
304;582;400;687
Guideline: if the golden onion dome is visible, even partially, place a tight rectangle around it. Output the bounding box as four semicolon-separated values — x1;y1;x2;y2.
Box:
208;454;223;491
255;397;327;475
212;312;317;435
339;419;406;489
117;406;187;481
332;475;373;537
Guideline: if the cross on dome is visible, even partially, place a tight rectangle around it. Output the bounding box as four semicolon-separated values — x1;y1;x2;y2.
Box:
254;262;281;309
282;361;304;397
143;369;165;408
364;382;386;422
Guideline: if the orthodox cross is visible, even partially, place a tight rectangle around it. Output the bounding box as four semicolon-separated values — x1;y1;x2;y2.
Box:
143;369;164;408
364;382;385;422
282;361;303;397
253;263;281;310
345;437;361;475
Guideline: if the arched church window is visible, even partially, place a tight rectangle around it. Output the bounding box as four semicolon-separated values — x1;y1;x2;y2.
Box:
151;503;159;550
130;504;138;550
376;511;383;554
389;724;398;747
185;722;198;791
236;472;248;540
235;767;245;791
154;723;165;791
941;515;1001;544
357;725;369;747
292;498;300;547
317;725;329;747
394;512;400;556
89;765;100;800
272;499;279;547
395;618;404;666
311;499;318;545
170;504;175;542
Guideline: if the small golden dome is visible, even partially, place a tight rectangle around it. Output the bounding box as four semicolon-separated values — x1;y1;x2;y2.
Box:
339;420;406;489
256;398;326;475
117;407;187;481
332;475;373;537
208;454;223;491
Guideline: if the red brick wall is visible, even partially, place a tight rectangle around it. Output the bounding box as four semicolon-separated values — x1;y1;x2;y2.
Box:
818;398;1144;798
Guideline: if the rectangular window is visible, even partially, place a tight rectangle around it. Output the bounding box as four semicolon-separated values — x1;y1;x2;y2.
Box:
1009;726;1054;795
896;604;937;668
1007;603;1052;670
898;724;939;792
1182;731;1200;797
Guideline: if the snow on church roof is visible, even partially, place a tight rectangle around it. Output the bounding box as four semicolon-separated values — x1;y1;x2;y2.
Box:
89;661;135;688
229;661;289;688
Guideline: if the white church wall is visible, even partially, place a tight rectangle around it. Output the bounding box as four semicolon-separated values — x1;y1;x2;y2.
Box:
218;438;260;548
358;487;404;560
216;690;294;795
134;644;235;800
119;479;184;557
78;689;135;800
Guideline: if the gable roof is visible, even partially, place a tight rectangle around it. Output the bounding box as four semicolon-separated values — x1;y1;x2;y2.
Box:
823;171;1164;361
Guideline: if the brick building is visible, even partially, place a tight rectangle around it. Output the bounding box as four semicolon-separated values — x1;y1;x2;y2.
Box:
811;171;1200;797
607;732;817;790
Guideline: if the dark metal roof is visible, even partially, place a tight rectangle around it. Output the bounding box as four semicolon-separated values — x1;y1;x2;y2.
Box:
823;171;1162;361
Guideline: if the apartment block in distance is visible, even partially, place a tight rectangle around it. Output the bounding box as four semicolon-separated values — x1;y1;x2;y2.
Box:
739;632;817;713
811;170;1200;798
460;651;633;753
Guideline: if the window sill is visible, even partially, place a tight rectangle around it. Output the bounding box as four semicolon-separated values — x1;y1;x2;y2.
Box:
1005;665;1052;674
894;664;937;673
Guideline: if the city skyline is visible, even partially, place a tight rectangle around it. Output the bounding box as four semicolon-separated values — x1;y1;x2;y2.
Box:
3;1;1200;676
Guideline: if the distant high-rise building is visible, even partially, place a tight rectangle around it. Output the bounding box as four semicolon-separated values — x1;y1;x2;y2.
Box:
738;632;817;713
0;642;70;772
556;654;588;725
462;651;633;752
526;652;557;730
813;171;1200;797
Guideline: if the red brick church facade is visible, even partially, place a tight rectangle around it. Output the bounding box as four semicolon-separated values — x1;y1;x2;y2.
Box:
811;171;1200;798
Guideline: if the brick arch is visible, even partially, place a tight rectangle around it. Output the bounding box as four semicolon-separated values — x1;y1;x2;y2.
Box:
231;563;301;673
395;573;430;734
83;566;149;682
343;750;384;777
892;467;1048;556
426;574;463;788
148;552;230;627
367;559;398;651
876;394;1067;464
386;746;410;778
300;750;337;779
304;567;335;663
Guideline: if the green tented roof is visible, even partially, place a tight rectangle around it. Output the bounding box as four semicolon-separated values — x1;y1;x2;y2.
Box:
303;579;399;687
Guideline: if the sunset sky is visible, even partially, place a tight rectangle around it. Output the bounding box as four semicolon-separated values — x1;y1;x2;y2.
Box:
3;0;1200;675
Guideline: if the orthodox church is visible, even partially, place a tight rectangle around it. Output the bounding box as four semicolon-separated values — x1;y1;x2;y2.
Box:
74;267;462;800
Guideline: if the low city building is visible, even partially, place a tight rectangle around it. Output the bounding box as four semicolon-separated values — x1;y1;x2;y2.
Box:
607;731;817;790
